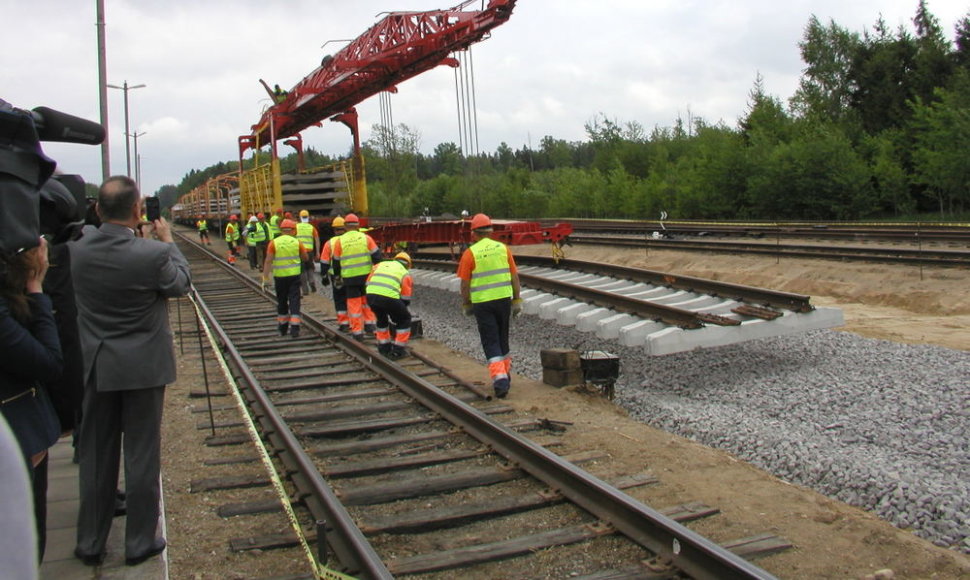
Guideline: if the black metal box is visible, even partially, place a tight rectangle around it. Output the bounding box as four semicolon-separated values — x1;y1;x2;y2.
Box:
580;351;619;383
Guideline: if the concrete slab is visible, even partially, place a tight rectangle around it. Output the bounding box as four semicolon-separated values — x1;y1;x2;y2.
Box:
575;307;614;332
411;268;845;357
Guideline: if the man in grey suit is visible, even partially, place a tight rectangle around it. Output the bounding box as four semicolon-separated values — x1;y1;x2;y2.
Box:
70;176;191;566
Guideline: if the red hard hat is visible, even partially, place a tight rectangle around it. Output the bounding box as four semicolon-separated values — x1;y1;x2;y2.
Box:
470;213;492;230
344;213;360;225
280;219;297;230
284;211;293;218
230;214;238;221
257;212;265;219
275;208;283;213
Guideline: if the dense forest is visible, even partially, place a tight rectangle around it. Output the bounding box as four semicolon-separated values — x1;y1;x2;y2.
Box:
168;2;970;222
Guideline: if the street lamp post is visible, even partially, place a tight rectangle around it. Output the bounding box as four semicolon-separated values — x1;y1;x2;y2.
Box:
130;131;147;189
107;80;146;178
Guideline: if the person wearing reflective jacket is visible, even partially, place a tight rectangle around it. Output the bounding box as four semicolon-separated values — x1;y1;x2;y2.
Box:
261;219;309;338
365;252;413;359
457;213;522;399
295;210;320;295
318;216;348;331
326;213;380;341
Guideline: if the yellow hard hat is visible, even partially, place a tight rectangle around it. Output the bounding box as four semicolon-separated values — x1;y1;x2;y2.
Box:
331;216;345;228
299;209;309;217
394;252;412;268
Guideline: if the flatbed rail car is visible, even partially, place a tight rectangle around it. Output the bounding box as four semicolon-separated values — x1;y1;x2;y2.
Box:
365;219;573;259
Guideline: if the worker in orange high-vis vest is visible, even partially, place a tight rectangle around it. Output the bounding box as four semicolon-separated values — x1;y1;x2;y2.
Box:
457;213;522;399
261;219;309;338
328;213;381;341
365;252;414;359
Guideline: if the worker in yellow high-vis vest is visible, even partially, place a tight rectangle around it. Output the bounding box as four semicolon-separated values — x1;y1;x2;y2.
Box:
261;219;310;338
327;213;381;341
365;252;414;359
296;209;320;295
457;213;522;399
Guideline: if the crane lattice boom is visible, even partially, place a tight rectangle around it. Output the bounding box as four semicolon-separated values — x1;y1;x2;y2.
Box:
245;0;516;149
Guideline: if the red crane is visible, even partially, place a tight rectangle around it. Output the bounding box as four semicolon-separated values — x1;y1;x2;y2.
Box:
242;0;517;152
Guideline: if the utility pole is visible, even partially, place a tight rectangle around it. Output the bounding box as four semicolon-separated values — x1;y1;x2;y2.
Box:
107;80;146;178
131;131;147;189
96;0;110;180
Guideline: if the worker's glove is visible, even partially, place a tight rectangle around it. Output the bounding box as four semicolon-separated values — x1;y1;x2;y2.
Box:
462;302;474;317
333;277;344;289
320;273;330;287
511;298;523;318
260;275;268;291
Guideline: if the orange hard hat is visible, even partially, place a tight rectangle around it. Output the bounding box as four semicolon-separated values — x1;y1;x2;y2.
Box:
394;252;412;268
470;213;492;230
343;213;360;225
331;216;345;228
280;219;297;230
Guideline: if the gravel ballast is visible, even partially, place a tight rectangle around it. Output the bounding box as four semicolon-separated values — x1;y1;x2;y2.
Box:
411;284;970;554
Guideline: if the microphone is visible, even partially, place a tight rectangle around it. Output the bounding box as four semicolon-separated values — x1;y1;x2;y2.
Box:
30;106;106;145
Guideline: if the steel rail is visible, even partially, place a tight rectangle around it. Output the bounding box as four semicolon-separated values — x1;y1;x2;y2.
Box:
181;234;778;579
511;255;815;313
179;237;394;579
372;352;775;580
412;257;811;328
564;219;970;243
567;233;970;266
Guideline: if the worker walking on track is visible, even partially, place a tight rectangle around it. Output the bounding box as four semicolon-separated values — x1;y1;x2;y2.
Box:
324;213;381;341
269;208;284;239
458;213;522;399
366;252;414;359
242;216;259;269
196;217;209;245
261;219;309;338
296;210;320;295
224;214;241;265
319;217;349;331
249;213;271;268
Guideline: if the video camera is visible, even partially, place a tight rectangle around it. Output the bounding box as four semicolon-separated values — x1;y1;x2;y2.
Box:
0;99;105;254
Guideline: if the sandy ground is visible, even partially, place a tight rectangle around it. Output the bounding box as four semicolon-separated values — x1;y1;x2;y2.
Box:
161;245;970;579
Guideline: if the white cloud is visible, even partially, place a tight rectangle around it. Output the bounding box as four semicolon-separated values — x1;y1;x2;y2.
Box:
4;0;967;197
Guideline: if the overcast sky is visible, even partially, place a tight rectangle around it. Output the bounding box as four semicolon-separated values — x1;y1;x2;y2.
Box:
4;0;967;197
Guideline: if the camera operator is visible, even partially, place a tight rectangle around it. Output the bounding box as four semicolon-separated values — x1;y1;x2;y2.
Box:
1;98;104;565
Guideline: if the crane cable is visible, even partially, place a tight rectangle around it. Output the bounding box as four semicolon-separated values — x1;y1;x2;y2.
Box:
453;47;480;160
378;90;396;156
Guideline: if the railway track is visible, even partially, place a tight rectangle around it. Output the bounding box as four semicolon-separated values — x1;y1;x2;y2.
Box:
174;233;792;579
564;232;970;267
564;219;970;245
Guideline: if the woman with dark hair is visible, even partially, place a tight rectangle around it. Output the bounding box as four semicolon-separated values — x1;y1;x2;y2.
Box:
0;237;63;561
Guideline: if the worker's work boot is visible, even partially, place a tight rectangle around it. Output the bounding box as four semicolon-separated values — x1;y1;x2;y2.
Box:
493;378;510;399
377;343;392;356
278;323;289;337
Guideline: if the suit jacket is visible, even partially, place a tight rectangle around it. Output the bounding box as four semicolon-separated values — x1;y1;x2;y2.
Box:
70;223;191;391
0;292;63;459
